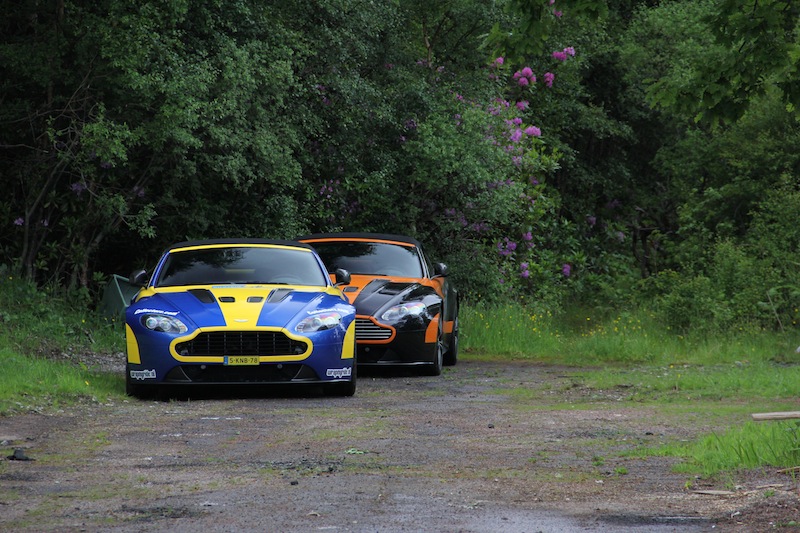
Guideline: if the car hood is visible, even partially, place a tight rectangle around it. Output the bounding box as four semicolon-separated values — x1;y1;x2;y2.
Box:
344;276;427;315
133;286;346;330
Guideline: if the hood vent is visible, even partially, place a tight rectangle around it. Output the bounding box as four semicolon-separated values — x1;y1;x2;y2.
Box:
267;288;293;303
189;289;216;304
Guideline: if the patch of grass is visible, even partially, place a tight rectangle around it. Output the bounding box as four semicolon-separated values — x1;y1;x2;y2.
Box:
628;421;800;477
461;301;800;479
0;348;122;415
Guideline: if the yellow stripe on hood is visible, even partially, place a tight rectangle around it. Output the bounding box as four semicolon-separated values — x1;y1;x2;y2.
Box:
210;286;272;329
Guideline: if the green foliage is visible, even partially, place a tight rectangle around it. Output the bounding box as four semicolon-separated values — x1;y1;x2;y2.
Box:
1;0;799;336
0;265;123;357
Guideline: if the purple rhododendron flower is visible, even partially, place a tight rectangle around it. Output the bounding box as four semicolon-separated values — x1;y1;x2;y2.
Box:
523;231;533;241
525;126;541;137
562;263;571;277
510;129;523;142
552;51;567;62
587;215;597;226
518;77;529;87
564;47;576;56
554;10;563;17
521;270;530;279
520;262;529;270
13;217;24;226
516;100;529;111
520;67;534;79
544;72;555;87
495;57;504;65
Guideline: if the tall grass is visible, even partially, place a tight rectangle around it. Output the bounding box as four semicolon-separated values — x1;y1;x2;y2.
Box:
461;301;799;368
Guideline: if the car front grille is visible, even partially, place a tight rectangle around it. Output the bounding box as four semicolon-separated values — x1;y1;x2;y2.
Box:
175;331;308;357
355;318;393;341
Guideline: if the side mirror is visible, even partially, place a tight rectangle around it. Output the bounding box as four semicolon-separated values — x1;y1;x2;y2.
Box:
334;268;351;286
433;263;449;277
128;269;149;287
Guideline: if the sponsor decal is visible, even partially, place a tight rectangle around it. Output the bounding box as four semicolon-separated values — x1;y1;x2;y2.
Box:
307;308;340;315
326;367;352;379
130;369;157;380
134;308;179;316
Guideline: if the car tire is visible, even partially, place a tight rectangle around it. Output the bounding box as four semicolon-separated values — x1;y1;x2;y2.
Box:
444;315;459;367
423;321;444;376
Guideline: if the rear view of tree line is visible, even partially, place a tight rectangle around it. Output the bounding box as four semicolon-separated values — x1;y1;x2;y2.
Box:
2;0;799;335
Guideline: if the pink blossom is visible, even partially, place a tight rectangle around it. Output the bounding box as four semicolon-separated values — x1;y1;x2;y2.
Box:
564;47;576;56
552;51;567;62
512;117;523;125
553;10;562;17
516;100;529;111
524;126;541;137
510;129;523;142
520;67;534;79
518;77;529;87
544;72;555;87
495;57;504;65
520;270;530;279
562;263;572;277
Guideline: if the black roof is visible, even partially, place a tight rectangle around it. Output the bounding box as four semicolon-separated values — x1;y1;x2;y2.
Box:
296;232;422;247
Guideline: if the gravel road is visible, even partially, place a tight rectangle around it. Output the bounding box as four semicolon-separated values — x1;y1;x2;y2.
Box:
1;358;798;531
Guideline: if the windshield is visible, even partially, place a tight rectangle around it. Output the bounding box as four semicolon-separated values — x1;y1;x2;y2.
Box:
311;241;424;278
155;246;328;287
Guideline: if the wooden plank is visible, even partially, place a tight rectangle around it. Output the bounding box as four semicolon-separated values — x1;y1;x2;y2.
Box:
752;412;800;421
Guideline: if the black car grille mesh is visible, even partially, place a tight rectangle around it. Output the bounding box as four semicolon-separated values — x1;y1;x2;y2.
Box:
355;318;393;340
175;331;307;357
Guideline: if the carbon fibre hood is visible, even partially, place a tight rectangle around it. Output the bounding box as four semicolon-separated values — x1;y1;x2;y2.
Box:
352;279;423;315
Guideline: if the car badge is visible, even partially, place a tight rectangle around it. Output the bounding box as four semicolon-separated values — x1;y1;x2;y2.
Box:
234;319;248;323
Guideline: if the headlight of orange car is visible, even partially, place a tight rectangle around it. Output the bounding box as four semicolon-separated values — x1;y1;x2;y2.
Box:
381;302;426;322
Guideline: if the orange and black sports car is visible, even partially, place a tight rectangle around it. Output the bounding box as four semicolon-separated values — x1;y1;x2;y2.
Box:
297;233;458;375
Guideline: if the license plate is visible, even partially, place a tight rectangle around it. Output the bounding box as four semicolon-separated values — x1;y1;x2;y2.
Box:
225;356;260;365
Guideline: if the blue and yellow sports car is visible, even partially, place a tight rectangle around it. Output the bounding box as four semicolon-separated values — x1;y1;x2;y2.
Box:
124;239;357;398
298;233;458;376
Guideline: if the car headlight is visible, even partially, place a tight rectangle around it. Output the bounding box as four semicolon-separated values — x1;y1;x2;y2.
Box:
141;314;188;334
296;312;342;333
381;302;426;322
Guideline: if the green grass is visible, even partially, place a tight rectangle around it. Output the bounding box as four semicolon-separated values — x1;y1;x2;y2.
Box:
0;347;122;414
629;420;800;478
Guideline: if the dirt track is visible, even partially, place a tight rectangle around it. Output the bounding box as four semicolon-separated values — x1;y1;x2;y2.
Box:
1;359;799;532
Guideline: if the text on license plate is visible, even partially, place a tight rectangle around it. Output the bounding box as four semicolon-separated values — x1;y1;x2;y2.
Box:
225;356;260;365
